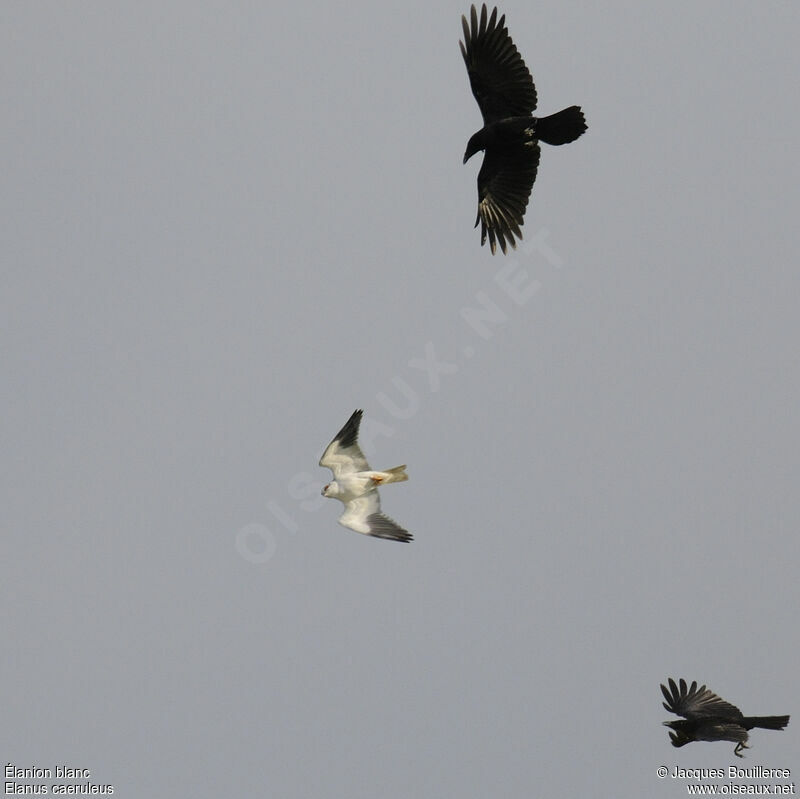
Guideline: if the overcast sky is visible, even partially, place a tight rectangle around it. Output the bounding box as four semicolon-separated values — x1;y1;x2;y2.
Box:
2;1;798;797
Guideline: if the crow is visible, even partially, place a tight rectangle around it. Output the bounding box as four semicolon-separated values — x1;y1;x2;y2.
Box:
460;4;587;254
661;678;790;758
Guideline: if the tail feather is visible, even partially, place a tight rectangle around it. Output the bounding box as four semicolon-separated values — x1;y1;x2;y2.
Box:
383;465;408;484
744;715;790;731
537;106;587;146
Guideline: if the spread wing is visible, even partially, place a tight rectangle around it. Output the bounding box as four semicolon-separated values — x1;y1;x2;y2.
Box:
339;494;412;543
661;679;744;722
460;3;537;125
476;142;540;254
319;409;370;479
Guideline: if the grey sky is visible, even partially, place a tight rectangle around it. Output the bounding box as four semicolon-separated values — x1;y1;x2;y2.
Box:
2;1;798;796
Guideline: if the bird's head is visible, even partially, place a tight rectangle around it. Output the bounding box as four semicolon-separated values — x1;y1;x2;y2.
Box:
322;481;339;498
463;133;484;164
662;721;690;747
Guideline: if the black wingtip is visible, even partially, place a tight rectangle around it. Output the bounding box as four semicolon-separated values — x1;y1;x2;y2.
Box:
366;512;413;543
333;409;363;449
377;531;413;543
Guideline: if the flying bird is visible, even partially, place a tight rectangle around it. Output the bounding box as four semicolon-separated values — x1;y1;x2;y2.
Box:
661;678;790;758
319;409;412;543
460;4;587;254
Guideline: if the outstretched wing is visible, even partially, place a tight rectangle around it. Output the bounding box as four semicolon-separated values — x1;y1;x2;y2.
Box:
319;409;370;479
476;142;540;254
661;679;744;722
460;3;537;125
339;494;412;543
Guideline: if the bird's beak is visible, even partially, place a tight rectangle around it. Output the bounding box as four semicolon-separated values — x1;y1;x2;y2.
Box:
463;141;479;163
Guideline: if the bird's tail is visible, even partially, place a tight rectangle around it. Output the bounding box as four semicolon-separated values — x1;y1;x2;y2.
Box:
380;465;408;485
537;106;587;145
744;716;790;731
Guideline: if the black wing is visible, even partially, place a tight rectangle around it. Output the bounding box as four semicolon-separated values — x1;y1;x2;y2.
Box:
661;679;744;722
476;142;540;254
460;4;537;124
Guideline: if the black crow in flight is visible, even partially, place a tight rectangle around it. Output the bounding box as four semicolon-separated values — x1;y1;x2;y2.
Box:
460;4;587;254
661;678;790;758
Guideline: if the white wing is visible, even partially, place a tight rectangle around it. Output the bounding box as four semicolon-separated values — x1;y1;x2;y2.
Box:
339;493;412;543
319;409;370;479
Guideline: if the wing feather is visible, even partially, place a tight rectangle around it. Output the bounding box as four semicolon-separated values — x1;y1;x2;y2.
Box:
319;409;370;479
339;494;412;543
460;3;537;124
476;142;539;253
661;678;744;722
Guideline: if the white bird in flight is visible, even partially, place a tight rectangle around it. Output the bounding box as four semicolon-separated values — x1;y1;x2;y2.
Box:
319;409;412;542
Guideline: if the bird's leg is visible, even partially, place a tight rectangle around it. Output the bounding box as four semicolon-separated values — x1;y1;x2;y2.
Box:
371;475;384;485
734;742;750;758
